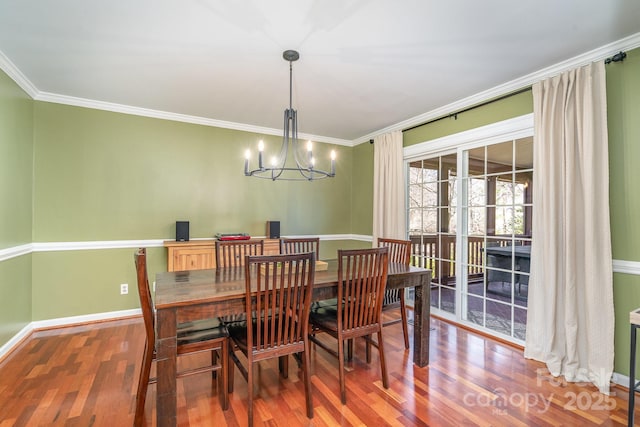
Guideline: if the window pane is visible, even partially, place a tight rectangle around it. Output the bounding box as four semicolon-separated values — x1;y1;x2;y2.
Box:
467;207;486;236
448;207;457;233
495;175;514;206
422;182;438;207
448;179;458;207
515;136;533;171
422;208;438;233
495;206;514;235
408;184;421;208
409;161;423;185
422;158;439;182
487;141;513;174
408;208;421;233
440;154;457;181
467;147;485;177
467;295;484;326
486;300;512;336
468;178;486;207
515;171;532;204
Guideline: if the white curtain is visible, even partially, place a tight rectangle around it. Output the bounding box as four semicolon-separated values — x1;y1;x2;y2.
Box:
373;130;405;243
524;61;614;394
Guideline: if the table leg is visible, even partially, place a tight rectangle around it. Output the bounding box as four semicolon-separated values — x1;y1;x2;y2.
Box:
413;274;430;367
630;324;637;426
156;308;177;427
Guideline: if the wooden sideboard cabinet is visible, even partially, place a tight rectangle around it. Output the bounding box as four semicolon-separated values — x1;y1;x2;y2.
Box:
164;239;281;272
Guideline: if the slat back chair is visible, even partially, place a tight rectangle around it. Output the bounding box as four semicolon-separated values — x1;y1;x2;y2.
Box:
134;248;229;427
215;239;264;268
377;238;412;349
309;247;389;404
228;252;316;425
215;240;265;331
280;237;320;256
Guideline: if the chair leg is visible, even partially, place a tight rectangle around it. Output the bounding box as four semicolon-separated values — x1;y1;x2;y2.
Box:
134;343;153;427
219;342;229;410
279;355;289;379
302;344;314;419
365;335;372;363
377;330;389;389
211;349;218;379
338;338;347;404
247;358;254;426
399;289;410;349
228;345;235;394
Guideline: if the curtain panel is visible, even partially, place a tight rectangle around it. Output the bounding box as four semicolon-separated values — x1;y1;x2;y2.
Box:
373;131;405;244
525;61;614;394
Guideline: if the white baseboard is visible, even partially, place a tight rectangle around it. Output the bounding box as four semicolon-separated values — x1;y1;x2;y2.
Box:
612;372;632;390
0;309;142;361
31;308;142;330
0;323;33;361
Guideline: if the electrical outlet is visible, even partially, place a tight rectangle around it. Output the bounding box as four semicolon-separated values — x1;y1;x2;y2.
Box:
153;281;156;292
120;283;128;295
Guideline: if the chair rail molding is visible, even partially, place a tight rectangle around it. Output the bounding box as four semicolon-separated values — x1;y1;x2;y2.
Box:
612;259;640;276
0;235;374;262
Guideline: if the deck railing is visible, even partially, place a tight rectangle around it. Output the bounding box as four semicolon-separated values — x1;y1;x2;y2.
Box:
409;235;519;285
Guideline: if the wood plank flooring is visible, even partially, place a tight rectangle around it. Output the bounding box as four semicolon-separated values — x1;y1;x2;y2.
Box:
0;315;634;426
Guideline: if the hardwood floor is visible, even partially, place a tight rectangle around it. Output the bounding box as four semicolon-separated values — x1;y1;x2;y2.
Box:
0;314;634;426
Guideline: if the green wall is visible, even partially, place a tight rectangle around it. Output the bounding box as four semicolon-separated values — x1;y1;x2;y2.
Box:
32;103;353;241
403;90;534;147
350;141;374;236
606;49;640;377
0;70;33;344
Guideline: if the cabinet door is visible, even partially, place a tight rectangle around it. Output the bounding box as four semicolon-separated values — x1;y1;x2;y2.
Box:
172;247;215;271
264;239;281;255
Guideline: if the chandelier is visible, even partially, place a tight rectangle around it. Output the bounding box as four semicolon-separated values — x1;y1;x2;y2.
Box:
244;50;336;181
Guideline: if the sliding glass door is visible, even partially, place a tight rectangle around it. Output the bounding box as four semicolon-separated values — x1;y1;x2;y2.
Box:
460;137;532;340
406;126;533;343
408;154;458;315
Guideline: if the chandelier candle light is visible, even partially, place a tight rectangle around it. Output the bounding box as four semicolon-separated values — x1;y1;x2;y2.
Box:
244;50;336;181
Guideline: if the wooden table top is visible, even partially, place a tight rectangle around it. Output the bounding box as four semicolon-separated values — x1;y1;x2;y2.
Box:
155;261;428;310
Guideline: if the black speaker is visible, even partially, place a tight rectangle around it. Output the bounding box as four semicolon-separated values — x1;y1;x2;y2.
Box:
266;221;280;239
176;221;189;242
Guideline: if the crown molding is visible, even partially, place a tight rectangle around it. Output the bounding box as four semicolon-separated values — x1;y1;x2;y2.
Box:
0;50;38;98
34;91;353;147
355;32;640;145
2;32;639;149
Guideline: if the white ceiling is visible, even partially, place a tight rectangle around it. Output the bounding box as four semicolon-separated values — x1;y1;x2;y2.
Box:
1;1;639;145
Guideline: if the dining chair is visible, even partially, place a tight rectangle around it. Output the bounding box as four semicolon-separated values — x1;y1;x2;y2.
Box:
280;237;320;256
281;237;334;311
133;248;229;427
215;239;264;268
309;247;389;404
377;237;412;349
227;252;316;425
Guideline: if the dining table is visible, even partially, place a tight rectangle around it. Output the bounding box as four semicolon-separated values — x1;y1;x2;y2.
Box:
154;260;431;427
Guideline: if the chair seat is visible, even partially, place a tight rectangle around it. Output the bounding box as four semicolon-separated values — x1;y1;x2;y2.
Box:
312;298;337;309
309;305;339;331
177;318;228;346
227;317;305;353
